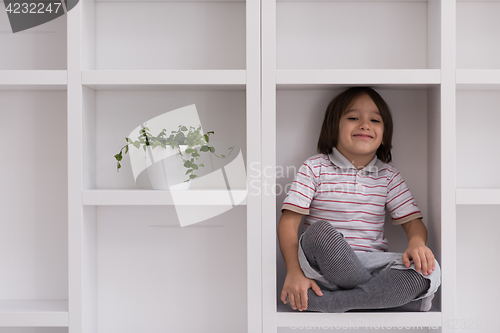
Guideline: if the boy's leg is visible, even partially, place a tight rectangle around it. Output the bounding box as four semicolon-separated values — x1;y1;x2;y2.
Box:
300;220;372;289
303;267;431;313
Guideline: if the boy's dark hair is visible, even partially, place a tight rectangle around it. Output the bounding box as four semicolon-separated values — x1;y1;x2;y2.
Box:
317;87;393;163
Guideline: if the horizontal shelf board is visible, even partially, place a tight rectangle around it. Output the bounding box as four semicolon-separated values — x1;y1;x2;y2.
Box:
456;188;500;205
96;0;244;1
82;189;247;206
276;69;441;88
277;310;441;329
456;70;500;90
82;70;246;90
279;0;431;1
0;71;67;90
0;301;68;327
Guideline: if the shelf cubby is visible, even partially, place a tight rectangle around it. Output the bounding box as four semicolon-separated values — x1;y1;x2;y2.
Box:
0;10;66;70
0;91;68;329
273;85;443;326
81;86;246;191
456;89;500;189
82;0;246;70
457;0;500;69
276;0;441;70
81;205;247;332
457;205;500;331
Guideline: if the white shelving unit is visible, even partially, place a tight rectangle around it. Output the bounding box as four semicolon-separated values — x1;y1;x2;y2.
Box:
1;0;499;332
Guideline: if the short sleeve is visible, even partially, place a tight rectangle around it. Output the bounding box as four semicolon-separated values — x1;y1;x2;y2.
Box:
281;159;319;215
386;170;423;225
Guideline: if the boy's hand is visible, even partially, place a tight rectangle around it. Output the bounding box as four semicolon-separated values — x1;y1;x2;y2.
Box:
402;242;435;276
281;270;323;311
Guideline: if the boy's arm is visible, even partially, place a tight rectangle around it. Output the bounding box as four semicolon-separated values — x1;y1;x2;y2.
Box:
278;209;323;311
401;218;435;276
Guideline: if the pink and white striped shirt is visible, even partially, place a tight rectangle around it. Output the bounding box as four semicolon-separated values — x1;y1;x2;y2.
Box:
282;147;423;252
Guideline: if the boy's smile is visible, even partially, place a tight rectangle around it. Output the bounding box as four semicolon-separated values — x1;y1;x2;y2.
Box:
336;94;384;169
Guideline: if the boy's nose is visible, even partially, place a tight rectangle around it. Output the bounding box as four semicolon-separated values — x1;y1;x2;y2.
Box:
359;119;371;129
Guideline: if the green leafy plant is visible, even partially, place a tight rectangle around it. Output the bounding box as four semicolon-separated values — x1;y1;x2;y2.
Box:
114;124;233;182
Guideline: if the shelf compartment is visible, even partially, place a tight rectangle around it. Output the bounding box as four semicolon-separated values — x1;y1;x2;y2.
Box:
83;1;246;70
457;205;500;331
456;189;500;205
276;1;440;70
0;11;66;70
0;301;68;327
82;88;246;191
81;205;247;331
277;309;441;329
0;71;67;90
275;86;442;313
456;90;500;188
457;1;500;69
82;70;246;91
277;69;441;88
82;189;247;206
0;91;68;315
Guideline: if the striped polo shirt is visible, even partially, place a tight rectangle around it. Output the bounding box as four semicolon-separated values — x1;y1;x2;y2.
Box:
282;147;423;252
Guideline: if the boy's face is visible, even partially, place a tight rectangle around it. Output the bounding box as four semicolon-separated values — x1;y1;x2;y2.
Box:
337;94;384;167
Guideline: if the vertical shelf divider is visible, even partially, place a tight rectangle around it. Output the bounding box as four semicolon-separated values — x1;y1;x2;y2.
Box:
67;1;87;332
247;0;263;333
441;0;457;332
261;0;277;332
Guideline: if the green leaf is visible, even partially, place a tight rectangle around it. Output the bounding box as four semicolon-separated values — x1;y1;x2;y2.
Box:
186;169;193;174
204;134;209;142
133;141;140;149
117;163;121;170
221;155;225;157
114;153;122;161
209;147;215;153
126;137;133;144
143;127;150;131
181;126;188;131
184;161;192;168
199;163;204;167
200;146;209;152
192;152;200;157
185;148;193;154
207;131;214;135
125;145;129;154
189;174;197;179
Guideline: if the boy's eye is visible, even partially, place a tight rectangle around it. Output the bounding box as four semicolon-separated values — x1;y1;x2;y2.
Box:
371;119;381;123
347;117;358;121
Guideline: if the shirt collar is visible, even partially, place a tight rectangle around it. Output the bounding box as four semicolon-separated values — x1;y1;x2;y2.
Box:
328;147;378;173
